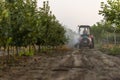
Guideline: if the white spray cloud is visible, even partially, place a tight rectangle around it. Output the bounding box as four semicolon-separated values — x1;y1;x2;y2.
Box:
65;28;80;48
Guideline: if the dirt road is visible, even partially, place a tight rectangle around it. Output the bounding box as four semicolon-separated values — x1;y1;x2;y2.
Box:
1;49;120;80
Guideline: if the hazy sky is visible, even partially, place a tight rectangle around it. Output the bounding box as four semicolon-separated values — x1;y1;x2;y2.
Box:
37;0;106;31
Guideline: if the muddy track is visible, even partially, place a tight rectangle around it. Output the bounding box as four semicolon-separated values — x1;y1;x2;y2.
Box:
1;49;120;80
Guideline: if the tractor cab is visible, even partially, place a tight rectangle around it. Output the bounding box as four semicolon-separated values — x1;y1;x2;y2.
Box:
78;25;94;49
78;25;90;35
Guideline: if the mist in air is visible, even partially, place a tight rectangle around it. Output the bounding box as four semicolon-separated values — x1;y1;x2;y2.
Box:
65;28;80;48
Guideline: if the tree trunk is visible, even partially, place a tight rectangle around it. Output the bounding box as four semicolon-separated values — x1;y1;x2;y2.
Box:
7;46;10;63
16;46;19;56
38;45;40;53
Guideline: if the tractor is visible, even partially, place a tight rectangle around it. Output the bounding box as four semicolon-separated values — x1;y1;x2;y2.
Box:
78;25;94;49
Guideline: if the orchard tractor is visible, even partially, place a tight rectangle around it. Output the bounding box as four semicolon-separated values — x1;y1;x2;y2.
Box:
78;25;94;49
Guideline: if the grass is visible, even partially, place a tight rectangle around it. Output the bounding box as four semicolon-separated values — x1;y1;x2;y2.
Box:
99;44;120;56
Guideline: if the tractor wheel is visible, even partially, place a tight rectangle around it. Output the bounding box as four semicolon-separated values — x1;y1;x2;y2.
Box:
89;38;94;49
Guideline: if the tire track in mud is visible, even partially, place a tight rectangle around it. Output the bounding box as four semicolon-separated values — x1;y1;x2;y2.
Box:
1;49;120;80
50;49;92;80
50;49;120;80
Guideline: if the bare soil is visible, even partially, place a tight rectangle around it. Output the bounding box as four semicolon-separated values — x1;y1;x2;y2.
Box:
0;48;120;80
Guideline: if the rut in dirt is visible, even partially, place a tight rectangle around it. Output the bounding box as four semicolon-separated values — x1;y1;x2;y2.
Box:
1;48;120;80
49;49;120;80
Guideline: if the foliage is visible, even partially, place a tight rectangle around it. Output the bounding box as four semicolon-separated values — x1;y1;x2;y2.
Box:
19;48;34;56
109;46;120;55
91;21;111;43
99;45;120;56
93;0;120;44
91;23;120;44
0;0;67;56
99;0;120;30
36;1;67;47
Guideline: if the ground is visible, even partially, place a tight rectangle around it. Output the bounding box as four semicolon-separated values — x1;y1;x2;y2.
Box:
0;48;120;80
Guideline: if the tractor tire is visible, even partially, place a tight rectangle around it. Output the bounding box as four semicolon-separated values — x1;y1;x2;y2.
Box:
89;38;94;49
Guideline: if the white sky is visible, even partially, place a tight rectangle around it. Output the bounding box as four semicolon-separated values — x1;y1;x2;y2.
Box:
37;0;106;32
